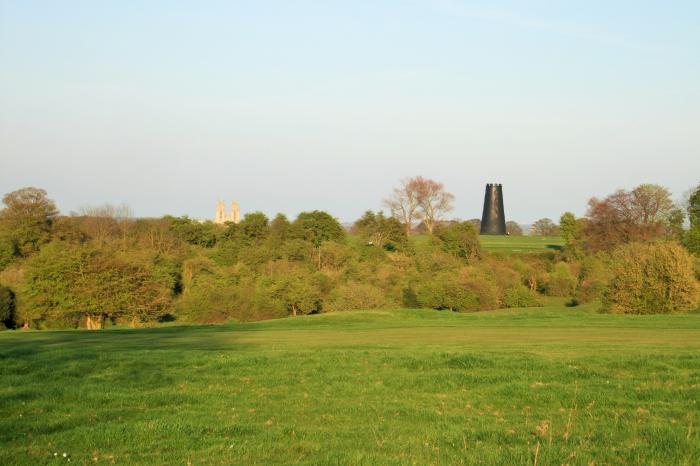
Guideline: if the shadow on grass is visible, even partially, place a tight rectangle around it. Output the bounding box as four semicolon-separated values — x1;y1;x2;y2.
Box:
0;323;257;359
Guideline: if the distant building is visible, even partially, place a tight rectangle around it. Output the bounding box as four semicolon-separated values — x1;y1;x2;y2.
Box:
214;200;241;224
480;183;507;235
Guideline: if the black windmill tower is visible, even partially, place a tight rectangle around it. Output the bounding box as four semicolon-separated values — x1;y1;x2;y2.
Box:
480;183;507;235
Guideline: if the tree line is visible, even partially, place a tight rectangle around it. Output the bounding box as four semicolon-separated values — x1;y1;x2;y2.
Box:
1;178;699;330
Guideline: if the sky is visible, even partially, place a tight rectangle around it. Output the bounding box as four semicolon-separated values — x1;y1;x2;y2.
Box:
1;0;699;224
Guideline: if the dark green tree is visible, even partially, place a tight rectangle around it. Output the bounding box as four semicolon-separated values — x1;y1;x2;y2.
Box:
0;286;15;328
434;221;481;262
353;211;406;251
0;187;58;256
292;211;346;246
559;212;578;245
684;183;700;255
239;212;270;242
169;216;217;247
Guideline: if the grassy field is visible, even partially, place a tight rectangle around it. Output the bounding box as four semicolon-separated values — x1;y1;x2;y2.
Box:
478;235;565;253
2;302;699;465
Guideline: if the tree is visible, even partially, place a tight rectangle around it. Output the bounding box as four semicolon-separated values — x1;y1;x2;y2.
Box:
628;184;675;225
684;183;700;255
257;269;323;316
169;216;218;247
0;187;58;256
291;211;346;270
434;221;481;262
467;218;481;232
239;212;270;242
559;212;576;244
583;184;677;251
531;218;559;236
78;203;133;244
603;242;699;314
352;211;406;250
384;177;424;236
688;182;700;228
292;211;345;246
414;177;455;234
22;243;172;328
0;286;15;328
506;221;522;236
269;213;291;245
415;272;479;312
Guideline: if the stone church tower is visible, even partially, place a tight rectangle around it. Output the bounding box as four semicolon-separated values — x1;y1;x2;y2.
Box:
231;201;240;224
214;200;241;224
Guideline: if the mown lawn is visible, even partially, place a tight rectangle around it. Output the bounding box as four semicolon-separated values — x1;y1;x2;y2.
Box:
478;235;565;253
1;303;699;465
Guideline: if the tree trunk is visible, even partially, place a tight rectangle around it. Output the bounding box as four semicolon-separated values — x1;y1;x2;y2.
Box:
86;314;104;330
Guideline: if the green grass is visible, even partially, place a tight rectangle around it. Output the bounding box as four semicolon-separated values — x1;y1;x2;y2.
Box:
2;303;699;465
408;234;565;253
479;235;565;253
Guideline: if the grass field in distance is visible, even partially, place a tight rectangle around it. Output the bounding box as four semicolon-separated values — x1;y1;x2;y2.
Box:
478;235;565;253
1;299;699;465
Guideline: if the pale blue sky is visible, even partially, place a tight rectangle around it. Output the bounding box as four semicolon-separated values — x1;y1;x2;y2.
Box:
1;0;699;223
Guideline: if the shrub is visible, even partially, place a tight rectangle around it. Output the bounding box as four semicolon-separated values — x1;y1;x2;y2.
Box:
255;269;323;317
325;282;386;311
434;222;481;262
603;242;700;314
458;267;501;311
415;272;479;312
23;242;173;328
544;262;577;297
574;255;611;304
502;286;543;308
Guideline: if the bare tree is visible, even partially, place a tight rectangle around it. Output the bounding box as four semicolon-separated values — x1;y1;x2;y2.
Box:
79;203;133;246
414;177;454;234
384;178;423;236
531;218;559;236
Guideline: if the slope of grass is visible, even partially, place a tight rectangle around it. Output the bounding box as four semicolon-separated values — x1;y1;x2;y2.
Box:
479;235;565;253
2;304;699;465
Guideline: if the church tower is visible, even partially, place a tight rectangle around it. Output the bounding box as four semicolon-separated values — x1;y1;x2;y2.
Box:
214;199;241;224
231;201;240;224
215;200;226;224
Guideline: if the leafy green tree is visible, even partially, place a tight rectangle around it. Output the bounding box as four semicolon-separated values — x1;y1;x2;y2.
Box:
239;212;270;242
23;243;172;328
684;228;700;256
684;183;700;255
559;212;577;244
325;282;386;311
415;272;479;312
544;262;577;297
269;213;291;245
169;216;217;247
434;221;481;262
0;286;15;328
353;211;406;251
0;236;18;269
688;183;700;228
292;211;346;270
292;211;345;246
0;187;58;256
603;242;699;314
256;270;323;316
502;286;542;308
